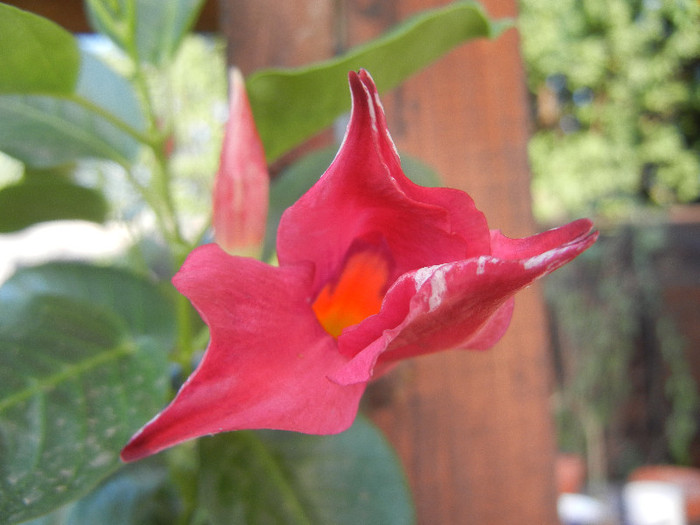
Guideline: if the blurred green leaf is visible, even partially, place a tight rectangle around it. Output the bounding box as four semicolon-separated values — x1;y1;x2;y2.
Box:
0;50;145;168
85;0;206;65
0;94;137;167
248;1;510;162
0;4;80;94
520;0;700;219
0;263;174;524
0;178;108;232
399;154;443;188
264;146;442;258
76;51;147;137
24;459;180;525
199;416;414;525
264;148;336;258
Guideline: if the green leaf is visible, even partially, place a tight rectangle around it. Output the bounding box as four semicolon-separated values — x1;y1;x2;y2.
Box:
0;4;80;94
199;416;415;525
75;51;146;138
0;263;174;524
0;94;137;167
85;0;207;65
24;459;180;525
0;50;145;168
264;146;443;258
248;1;510;161
0;178;108;233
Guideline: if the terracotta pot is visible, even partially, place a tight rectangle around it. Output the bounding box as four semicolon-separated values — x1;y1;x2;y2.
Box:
557;453;587;494
629;465;700;521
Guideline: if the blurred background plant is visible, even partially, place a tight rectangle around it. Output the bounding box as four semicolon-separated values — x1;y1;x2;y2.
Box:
520;0;700;485
521;0;700;222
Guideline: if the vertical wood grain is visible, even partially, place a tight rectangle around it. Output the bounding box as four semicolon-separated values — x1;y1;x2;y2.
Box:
220;0;335;75
220;1;559;522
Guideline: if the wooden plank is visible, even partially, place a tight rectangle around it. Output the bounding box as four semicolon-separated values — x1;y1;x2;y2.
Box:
221;1;558;523
219;0;337;175
219;0;335;74
3;0;220;33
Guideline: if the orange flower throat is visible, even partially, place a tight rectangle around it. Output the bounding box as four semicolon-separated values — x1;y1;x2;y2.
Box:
312;250;390;338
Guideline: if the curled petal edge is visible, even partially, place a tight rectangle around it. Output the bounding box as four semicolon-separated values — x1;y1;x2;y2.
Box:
331;223;597;386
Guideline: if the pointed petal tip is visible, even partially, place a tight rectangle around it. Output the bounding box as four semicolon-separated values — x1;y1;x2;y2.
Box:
357;68;374;82
119;403;186;463
347;68;378;100
120;433;150;463
119;412;174;463
567;217;595;238
347;68;371;80
561;217;598;250
229;66;245;91
119;447;139;463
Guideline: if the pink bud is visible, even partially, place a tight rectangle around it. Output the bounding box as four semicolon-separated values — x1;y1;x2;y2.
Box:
213;68;269;257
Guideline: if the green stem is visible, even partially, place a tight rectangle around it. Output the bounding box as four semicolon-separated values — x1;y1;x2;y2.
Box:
66;74;182;249
108;13;196;373
174;291;195;371
131;57;187;250
151;136;185;246
65;93;156;147
139;106;196;369
238;431;314;525
192;213;213;249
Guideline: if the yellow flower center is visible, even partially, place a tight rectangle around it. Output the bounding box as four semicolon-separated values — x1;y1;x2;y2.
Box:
312;250;390;338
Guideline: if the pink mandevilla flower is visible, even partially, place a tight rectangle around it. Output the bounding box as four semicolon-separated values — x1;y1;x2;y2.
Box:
121;69;597;462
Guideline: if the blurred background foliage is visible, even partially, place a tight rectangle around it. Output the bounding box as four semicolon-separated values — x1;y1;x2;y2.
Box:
519;0;700;481
520;0;700;222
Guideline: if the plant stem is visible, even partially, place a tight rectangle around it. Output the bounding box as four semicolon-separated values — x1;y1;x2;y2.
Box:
118;16;198;369
237;431;314;525
174;291;195;371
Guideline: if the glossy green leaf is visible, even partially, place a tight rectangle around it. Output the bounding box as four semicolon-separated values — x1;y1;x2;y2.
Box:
24;459;180;525
248;1;511;161
0;50;145;168
0;4;80;94
0;263;174;524
0;178;108;232
199;416;414;525
85;0;206;65
264;146;442;258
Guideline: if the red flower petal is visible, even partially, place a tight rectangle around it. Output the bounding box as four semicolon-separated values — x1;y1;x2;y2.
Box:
121;244;365;462
332;222;598;385
277;70;491;294
490;218;594;260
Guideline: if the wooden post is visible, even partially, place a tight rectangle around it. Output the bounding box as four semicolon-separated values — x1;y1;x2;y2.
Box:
2;0;220;33
220;1;559;522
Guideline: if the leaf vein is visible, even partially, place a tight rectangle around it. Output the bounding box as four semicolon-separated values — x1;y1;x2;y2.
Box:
0;342;135;413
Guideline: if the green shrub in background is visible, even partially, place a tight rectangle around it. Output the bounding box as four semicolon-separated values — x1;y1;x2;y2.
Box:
520;0;700;478
520;0;700;222
547;227;698;481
